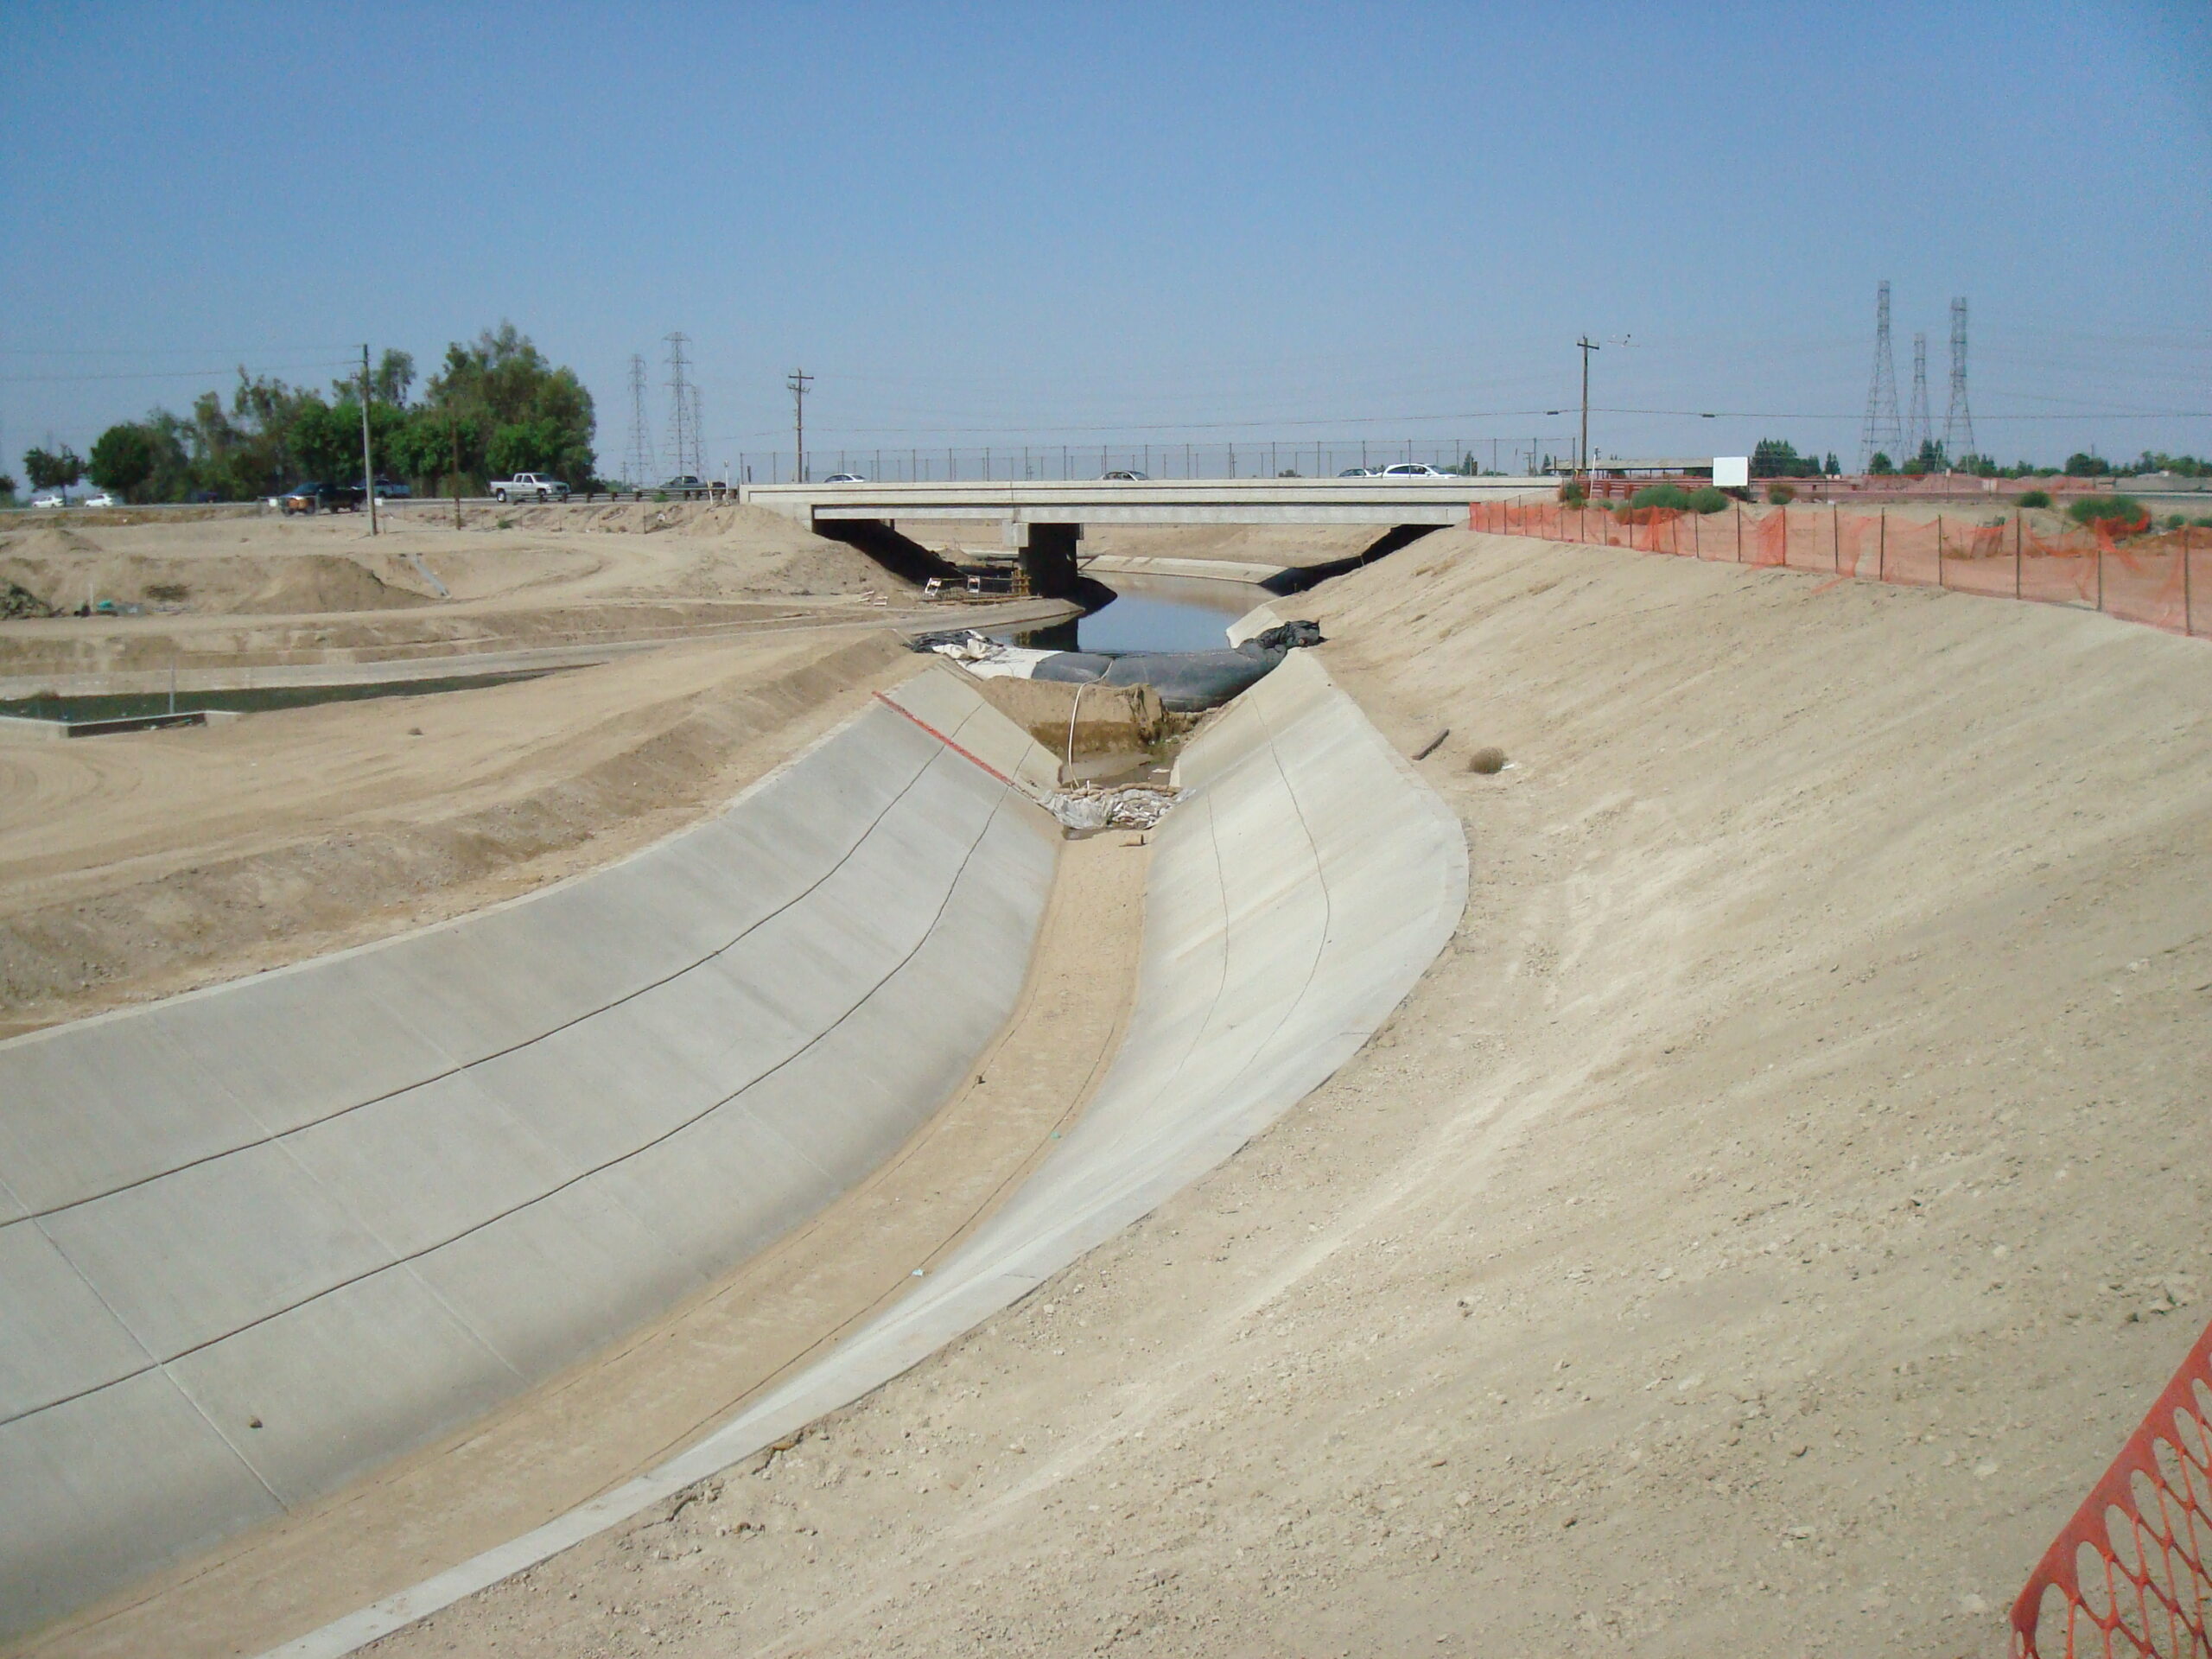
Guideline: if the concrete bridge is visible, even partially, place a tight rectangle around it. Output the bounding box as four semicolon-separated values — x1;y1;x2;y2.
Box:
740;474;1544;594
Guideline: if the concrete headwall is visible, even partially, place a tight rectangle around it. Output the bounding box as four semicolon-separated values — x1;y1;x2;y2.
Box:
0;677;1060;1637
254;642;1467;1659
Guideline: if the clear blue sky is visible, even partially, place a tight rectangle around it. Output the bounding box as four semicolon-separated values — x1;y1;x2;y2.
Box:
3;0;2206;478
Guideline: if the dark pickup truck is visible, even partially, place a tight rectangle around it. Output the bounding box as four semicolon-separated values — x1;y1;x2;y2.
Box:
278;482;366;515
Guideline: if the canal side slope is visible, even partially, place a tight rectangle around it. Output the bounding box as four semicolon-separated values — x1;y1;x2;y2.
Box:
357;523;2208;1658
0;678;1063;1640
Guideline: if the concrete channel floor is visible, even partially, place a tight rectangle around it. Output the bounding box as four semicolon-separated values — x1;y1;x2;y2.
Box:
16;832;1149;1659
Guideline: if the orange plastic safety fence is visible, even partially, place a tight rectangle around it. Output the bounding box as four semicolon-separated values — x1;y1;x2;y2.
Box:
1468;501;2206;642
2013;1320;2212;1658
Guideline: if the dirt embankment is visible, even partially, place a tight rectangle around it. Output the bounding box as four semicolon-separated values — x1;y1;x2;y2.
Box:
358;526;2207;1659
0;509;919;683
0;629;913;1038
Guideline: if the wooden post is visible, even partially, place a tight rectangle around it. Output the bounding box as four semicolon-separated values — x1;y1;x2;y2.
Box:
1878;508;1886;582
1832;502;1840;573
1735;504;1742;563
1937;514;1945;589
2183;522;2193;634
2015;509;2023;599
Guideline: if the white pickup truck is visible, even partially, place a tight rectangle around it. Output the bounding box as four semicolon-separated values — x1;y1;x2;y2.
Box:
490;472;569;503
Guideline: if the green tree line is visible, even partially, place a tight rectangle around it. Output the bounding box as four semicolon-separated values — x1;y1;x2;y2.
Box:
75;322;597;505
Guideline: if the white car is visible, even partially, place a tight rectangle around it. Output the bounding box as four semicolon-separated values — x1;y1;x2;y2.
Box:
1336;467;1376;478
1378;463;1454;480
821;473;866;484
29;492;66;508
82;492;118;508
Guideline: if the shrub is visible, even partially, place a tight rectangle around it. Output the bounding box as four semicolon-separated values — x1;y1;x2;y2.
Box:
1629;484;1693;512
2167;514;2188;530
2018;489;2052;509
1766;483;1796;505
1467;746;1508;775
2066;494;2148;533
2194;516;2212;529
1688;486;1731;514
1557;480;1587;505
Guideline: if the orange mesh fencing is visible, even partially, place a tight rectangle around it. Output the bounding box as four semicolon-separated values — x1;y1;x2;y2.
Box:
1467;499;2205;641
2012;1319;2212;1657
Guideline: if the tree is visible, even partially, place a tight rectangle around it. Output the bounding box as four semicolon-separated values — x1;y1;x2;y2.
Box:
1751;438;1821;480
423;321;595;486
23;445;84;499
1825;453;1841;476
1868;451;1895;475
1904;438;1948;476
89;423;159;500
2063;452;2110;478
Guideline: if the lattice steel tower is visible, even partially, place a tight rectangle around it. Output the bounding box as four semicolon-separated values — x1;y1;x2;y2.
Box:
1942;297;1975;465
1859;281;1902;472
664;332;703;480
624;353;654;488
1905;331;1933;464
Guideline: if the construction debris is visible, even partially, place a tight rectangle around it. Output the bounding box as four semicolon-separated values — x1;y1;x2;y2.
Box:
1042;783;1185;831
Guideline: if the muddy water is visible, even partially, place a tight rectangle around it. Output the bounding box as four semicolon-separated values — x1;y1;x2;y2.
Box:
995;573;1262;652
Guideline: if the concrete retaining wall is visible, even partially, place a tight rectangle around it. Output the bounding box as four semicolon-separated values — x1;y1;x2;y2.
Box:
257;641;1467;1658
0;677;1061;1637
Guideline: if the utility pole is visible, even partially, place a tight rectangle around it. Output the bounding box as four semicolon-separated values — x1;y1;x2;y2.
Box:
450;410;462;531
787;367;813;482
359;345;378;535
1577;336;1600;488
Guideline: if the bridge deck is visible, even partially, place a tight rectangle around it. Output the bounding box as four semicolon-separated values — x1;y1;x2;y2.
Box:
741;476;1544;527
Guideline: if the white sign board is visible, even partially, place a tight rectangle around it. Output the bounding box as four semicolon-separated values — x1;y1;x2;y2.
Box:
1713;456;1750;489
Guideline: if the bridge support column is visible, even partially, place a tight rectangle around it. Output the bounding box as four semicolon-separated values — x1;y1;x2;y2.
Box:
1002;520;1083;598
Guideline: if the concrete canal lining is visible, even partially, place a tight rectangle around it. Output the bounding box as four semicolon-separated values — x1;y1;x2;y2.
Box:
0;672;1064;1639
245;640;1466;1659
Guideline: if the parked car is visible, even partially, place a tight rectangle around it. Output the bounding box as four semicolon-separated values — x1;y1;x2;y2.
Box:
1337;467;1376;478
278;482;365;515
1378;462;1454;480
1101;469;1149;481
491;472;569;503
821;473;865;485
29;492;66;508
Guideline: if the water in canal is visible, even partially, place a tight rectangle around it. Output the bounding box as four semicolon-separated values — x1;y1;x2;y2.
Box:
993;573;1266;653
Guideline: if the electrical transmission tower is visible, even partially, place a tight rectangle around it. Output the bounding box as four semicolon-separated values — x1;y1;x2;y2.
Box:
664;333;703;479
1859;281;1902;472
1905;331;1933;465
624;353;654;488
1942;296;1974;466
